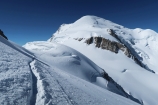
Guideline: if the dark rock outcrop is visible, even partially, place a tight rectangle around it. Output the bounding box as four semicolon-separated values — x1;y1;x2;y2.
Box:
0;29;8;40
107;29;120;41
74;36;141;65
73;29;154;73
84;36;131;56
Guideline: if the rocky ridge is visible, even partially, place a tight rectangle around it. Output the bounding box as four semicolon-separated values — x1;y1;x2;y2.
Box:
0;29;8;40
74;29;154;73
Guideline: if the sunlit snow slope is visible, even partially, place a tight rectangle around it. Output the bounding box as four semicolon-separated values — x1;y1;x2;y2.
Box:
0;35;139;105
49;15;158;105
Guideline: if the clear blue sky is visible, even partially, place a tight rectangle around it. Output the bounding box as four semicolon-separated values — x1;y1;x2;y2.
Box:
0;0;158;45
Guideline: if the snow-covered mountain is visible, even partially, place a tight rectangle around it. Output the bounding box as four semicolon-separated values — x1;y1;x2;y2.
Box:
48;15;158;105
0;34;139;104
1;15;158;105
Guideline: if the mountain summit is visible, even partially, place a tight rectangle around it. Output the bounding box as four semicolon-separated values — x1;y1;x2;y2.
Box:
48;15;158;105
49;15;158;73
48;15;123;42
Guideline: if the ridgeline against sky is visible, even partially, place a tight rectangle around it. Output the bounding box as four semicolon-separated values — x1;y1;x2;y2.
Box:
0;0;158;45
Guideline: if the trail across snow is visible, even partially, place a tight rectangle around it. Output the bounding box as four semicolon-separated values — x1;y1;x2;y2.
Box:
29;60;38;105
29;60;74;105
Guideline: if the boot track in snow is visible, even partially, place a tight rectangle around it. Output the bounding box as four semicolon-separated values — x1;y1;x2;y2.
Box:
29;59;38;105
29;59;75;105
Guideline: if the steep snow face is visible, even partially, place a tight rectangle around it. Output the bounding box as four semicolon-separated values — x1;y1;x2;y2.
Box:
0;36;32;105
49;15;158;105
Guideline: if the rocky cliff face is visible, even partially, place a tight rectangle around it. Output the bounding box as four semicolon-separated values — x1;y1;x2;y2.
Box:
74;29;153;72
75;36;131;57
0;29;8;40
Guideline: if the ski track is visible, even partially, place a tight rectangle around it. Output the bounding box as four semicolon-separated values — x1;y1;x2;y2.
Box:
29;59;74;105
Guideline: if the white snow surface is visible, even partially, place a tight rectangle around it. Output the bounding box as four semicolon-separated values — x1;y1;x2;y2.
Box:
0;35;139;105
0;36;32;105
48;15;158;105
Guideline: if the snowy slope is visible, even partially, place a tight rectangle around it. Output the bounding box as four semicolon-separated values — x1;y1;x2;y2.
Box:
0;35;139;105
49;15;158;105
0;36;32;105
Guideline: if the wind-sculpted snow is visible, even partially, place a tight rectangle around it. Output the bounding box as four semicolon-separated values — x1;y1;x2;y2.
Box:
0;37;32;105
